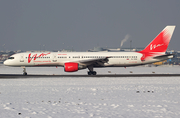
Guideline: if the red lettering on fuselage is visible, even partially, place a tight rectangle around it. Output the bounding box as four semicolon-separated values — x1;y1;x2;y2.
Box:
28;53;51;63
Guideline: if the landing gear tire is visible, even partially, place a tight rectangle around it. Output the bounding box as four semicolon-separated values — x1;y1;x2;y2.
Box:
23;72;27;75
22;67;27;75
88;71;97;75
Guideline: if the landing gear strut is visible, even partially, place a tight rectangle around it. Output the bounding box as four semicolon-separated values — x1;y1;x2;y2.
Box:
87;66;97;75
22;67;27;75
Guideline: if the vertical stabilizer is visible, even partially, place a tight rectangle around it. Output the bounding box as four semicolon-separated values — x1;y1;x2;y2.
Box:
140;26;175;53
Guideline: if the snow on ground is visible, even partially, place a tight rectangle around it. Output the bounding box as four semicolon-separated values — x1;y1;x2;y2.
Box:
0;64;180;118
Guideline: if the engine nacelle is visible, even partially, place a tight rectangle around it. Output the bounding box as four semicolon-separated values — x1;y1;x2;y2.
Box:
64;62;86;72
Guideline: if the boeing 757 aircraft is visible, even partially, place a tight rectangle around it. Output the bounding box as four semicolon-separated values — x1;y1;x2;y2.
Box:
4;26;175;75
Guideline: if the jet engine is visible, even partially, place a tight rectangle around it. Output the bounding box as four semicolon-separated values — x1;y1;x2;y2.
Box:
64;62;86;72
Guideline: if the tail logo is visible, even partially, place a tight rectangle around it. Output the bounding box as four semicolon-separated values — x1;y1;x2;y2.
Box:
150;44;164;50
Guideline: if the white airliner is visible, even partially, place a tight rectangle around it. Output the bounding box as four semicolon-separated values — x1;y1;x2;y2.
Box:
4;26;175;75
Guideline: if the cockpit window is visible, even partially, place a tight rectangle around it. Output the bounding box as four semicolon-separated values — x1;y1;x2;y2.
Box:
8;57;15;59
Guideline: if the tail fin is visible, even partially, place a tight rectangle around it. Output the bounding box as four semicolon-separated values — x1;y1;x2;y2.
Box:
140;26;175;53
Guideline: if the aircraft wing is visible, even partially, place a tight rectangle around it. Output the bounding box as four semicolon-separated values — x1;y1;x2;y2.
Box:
78;57;111;66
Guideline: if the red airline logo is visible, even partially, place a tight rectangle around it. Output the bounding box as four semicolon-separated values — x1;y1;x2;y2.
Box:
150;44;164;50
28;53;51;63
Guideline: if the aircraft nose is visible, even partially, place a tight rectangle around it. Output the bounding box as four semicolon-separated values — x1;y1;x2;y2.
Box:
3;60;9;66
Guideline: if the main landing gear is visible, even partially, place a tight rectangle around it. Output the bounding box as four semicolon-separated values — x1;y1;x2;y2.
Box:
87;66;97;75
88;71;97;75
22;67;27;75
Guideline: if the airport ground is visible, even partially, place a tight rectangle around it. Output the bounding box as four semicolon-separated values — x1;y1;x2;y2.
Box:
0;65;180;117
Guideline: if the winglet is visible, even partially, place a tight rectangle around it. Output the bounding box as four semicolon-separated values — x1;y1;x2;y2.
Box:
140;26;176;53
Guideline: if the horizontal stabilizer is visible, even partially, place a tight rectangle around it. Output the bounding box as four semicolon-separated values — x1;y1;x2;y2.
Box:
153;54;174;60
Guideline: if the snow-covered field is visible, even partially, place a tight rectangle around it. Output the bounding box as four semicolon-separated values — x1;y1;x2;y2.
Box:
0;64;180;118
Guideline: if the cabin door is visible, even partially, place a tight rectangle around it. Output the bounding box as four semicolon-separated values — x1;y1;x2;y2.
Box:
20;54;24;62
52;54;57;62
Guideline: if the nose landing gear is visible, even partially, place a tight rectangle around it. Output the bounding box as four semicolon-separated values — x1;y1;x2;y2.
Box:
22;67;27;75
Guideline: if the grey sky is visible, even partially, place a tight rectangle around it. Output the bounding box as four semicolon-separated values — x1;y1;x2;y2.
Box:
0;0;180;51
